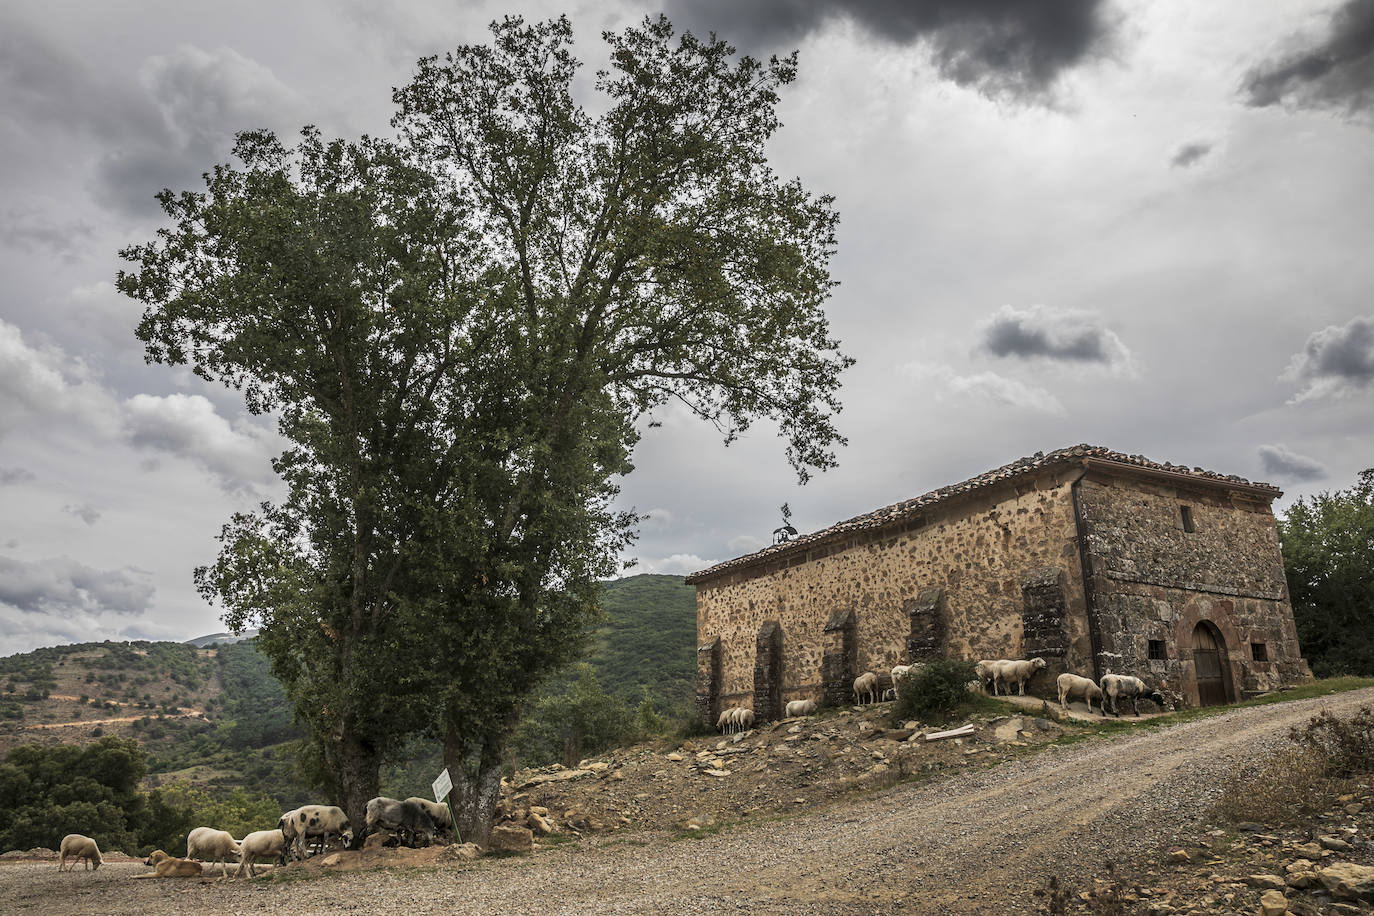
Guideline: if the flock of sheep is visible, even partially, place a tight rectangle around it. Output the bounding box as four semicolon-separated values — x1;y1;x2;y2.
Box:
714;657;1169;735
55;795;457;879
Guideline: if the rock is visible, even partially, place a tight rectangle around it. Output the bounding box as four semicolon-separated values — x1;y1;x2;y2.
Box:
1319;862;1374;901
1291;842;1323;859
490;824;534;855
1258;889;1288;916
527;813;554;836
1319;835;1354;852
437;843;483;862
1236;822;1267;833
363;833;390;851
321;853;342;867
1244;875;1287;891
665;753;683;762
991;717;1024;743
1286;870;1318;889
904;721;919;730
1169;849;1191;864
529;805;549;817
704;769;731;777
1288;902;1321;916
586;761;610;772
1346;803;1365;815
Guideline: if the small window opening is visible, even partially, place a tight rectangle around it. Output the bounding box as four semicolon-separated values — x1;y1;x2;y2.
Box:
1251;642;1268;662
1148;639;1167;660
1180;505;1196;533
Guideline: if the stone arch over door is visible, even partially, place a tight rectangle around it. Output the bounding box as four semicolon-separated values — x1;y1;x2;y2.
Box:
1191;620;1232;707
753;620;784;722
695;637;722;727
821;609;857;708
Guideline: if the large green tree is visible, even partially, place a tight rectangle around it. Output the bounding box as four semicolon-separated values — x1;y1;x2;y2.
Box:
1279;468;1374;677
118;15;850;845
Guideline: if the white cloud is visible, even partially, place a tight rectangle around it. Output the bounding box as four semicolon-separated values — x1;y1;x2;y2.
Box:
63;503;102;526
727;534;768;554
0;319;120;438
634;554;714;576
0;555;154;617
901;361;1067;415
641;507;674;530
124;393;278;493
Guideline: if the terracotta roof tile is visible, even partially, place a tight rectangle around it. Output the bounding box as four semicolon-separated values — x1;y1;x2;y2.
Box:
684;444;1279;584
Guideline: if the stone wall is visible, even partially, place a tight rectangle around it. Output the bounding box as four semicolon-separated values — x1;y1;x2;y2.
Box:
693;467;1092;714
1075;472;1310;704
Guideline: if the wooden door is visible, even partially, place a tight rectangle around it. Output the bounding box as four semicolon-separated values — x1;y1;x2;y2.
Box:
1192;623;1228;706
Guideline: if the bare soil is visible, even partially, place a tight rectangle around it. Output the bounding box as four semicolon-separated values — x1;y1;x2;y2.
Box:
3;688;1371;915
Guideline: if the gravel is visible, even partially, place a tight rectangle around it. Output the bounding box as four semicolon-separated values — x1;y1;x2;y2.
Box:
5;687;1371;915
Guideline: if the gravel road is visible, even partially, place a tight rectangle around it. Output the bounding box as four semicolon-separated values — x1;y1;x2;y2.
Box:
7;687;1372;915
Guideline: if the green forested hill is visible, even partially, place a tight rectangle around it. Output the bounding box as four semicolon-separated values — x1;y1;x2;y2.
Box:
0;573;698;795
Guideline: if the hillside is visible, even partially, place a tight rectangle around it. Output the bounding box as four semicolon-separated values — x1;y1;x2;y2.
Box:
0;574;697;797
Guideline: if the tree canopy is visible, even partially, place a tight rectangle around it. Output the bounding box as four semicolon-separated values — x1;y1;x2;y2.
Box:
117;14;850;843
1279;468;1374;677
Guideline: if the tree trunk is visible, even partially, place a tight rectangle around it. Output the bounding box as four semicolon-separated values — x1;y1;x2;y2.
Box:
444;725;504;849
337;731;381;846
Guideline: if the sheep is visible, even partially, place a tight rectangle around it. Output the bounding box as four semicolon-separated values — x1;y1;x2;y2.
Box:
279;805;352;860
135;850;202;878
1100;674;1167;717
973;660;999;694
784;699;818;718
731;706;755;732
362;797;435;848
186;826;241;875
891;664;913;685
235;828;287;877
1055;673;1104;715
992;657;1047;696
852;671;878;705
404;797;455;843
57;834;102;871
716;708;734;733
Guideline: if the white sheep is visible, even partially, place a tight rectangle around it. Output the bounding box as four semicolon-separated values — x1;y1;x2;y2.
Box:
992;658;1047;696
279;804;352;860
852;671;878;705
186;826;241;875
235;828;286;877
57;834;102;871
1055;672;1104;715
784;699;817;717
974;660;999;694
891;664;913;686
730;706;755;732
404;797;454;842
1100;674;1167;717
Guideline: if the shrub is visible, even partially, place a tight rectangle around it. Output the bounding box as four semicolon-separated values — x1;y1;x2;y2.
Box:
1213;705;1374;825
891;658;977;725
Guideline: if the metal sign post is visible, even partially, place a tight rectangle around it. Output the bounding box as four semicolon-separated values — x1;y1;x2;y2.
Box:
433;767;459;844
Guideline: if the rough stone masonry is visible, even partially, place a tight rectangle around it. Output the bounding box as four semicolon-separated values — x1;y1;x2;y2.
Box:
687;445;1311;726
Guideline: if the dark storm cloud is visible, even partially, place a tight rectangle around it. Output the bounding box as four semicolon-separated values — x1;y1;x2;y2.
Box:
664;0;1115;98
978;305;1133;370
0;555;153;617
1170;141;1212;168
0;467;34;485
1258;444;1327;483
1283;314;1374;402
1242;0;1374;118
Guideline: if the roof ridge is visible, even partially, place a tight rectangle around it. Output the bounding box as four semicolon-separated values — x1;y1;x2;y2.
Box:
684;444;1278;584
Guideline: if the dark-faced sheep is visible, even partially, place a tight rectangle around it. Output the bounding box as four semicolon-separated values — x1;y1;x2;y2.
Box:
1100;674;1166;717
362;797;435;848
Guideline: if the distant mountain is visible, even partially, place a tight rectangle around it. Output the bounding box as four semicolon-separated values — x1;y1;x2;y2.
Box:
591;574;697;709
185;630;259;648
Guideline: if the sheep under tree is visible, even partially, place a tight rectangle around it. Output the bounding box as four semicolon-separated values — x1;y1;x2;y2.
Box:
125;15;850;847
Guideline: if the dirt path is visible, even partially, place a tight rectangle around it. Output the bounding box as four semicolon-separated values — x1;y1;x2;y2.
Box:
5;688;1371;915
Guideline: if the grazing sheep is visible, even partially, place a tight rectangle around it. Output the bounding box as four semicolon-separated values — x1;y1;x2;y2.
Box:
1100;674;1167;717
881;687;897;702
1056;673;1104;715
784;699;817;717
279;805;352;860
136;850;202;878
404;797;455;842
731;706;755;732
186;826;241;875
852;671;878;705
57;834;102;871
992;658;1047;696
974;660;999;694
362;797;435;848
236;829;287;877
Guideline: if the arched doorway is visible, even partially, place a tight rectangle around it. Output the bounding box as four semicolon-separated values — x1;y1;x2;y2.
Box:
1192;621;1229;706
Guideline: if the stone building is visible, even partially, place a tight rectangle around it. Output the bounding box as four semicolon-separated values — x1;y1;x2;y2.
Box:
686;445;1311;725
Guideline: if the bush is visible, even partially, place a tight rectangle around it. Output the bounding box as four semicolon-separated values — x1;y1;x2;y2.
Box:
1214;705;1374;825
891;658;978;725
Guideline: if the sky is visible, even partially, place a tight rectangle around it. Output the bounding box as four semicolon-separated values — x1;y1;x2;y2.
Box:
1;0;1371;654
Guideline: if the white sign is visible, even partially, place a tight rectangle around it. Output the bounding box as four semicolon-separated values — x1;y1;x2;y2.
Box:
433;767;453;803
